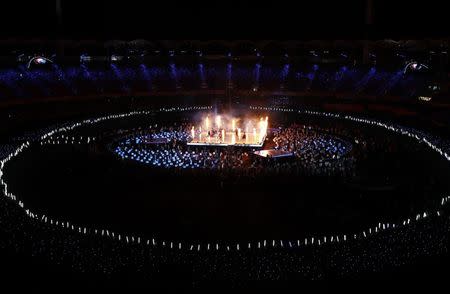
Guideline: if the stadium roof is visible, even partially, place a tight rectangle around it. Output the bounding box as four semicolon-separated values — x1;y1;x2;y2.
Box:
0;1;448;39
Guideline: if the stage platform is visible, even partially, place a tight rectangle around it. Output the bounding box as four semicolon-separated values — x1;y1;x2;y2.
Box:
253;149;294;158
141;137;169;144
188;131;266;147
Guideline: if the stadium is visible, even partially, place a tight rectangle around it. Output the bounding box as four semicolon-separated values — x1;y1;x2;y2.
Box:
1;0;450;288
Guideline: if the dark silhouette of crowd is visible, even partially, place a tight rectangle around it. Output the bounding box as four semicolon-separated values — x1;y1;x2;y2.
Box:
1;107;450;286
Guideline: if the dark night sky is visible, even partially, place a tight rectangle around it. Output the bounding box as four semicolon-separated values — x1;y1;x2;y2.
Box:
0;0;448;39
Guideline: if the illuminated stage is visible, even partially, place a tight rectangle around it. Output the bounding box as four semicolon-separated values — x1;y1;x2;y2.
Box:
254;149;294;158
187;114;268;147
188;131;266;147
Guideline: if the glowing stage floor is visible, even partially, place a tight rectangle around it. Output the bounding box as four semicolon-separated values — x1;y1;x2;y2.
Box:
253;149;294;158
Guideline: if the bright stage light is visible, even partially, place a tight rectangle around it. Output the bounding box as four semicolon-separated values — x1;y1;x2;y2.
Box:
215;115;221;129
188;114;269;147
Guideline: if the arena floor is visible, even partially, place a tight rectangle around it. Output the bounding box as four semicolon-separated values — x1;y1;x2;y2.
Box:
3;108;450;242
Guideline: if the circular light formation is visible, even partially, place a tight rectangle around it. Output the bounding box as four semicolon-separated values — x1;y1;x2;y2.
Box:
1;105;450;252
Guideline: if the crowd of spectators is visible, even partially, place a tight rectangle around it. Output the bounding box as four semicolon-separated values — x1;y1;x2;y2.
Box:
0;65;428;100
1;106;450;284
114;121;355;177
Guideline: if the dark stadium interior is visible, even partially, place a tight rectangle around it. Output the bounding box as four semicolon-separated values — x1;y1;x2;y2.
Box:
1;0;450;289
